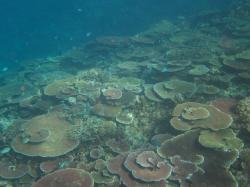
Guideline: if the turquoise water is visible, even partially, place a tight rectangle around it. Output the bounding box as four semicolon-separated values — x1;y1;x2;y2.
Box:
0;1;249;187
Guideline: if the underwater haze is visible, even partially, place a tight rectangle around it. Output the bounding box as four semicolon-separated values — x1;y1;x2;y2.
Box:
1;0;250;187
0;0;232;70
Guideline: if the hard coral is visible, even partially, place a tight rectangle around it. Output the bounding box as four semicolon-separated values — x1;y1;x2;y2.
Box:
90;159;117;185
124;151;172;182
169;155;200;186
92;103;121;118
11;113;79;157
237;97;250;124
0;160;28;179
136;151;162;168
181;107;210;120
157;130;239;187
102;87;123;100
188;65;209;76
106;138;130;154
152;80;196;102
89;147;105;160
211;98;237;115
198;129;244;151
32;168;94;187
25;128;50;143
144;84;162;102
116;111;134;125
107;154;167;187
44;79;74;97
170;102;233;131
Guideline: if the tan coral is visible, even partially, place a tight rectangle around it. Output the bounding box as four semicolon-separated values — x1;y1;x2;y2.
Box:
44;79;74;97
201;85;220;95
170;102;233;131
181;107;210;120
11;112;79;157
144;84;162;102
153;82;174;100
116;111;134;125
116;61;142;72
222;57;250;70
198;129;244;151
188;65;209;76
147;80;196;102
32;168;94;187
92;103;122;118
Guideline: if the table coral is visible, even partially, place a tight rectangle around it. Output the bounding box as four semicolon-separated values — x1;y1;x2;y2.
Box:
170;102;233;131
11;113;79;157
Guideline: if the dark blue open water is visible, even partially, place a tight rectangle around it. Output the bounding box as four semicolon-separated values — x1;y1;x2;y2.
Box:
0;0;233;70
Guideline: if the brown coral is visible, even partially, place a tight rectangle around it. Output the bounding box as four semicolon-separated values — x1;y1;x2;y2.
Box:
170;102;233;131
11;113;79;157
92;103;122;118
0;160;29;179
32;168;94;187
102;87;123;100
157;130;239;187
169;155;200;186
181;106;210;120
124;151;172;182
107;154;167;187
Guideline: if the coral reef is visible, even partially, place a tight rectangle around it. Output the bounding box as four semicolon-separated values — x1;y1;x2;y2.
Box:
0;160;28;179
32;168;94;187
107;153;167;187
237;97;250;124
169;155;200;186
124;151;172;182
0;0;250;185
170;102;233;131
157;130;239;187
11;113;79;157
198;129;244;151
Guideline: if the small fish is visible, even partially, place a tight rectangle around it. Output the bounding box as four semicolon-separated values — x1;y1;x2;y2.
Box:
0;146;11;155
20;85;27;92
1;67;8;72
22;137;30;144
77;8;82;12
86;32;92;37
21;134;30;144
161;67;168;72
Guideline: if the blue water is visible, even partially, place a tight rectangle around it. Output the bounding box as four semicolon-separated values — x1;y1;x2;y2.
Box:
0;0;233;71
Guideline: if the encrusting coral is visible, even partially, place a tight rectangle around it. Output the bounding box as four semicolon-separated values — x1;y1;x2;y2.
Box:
237;97;250;124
